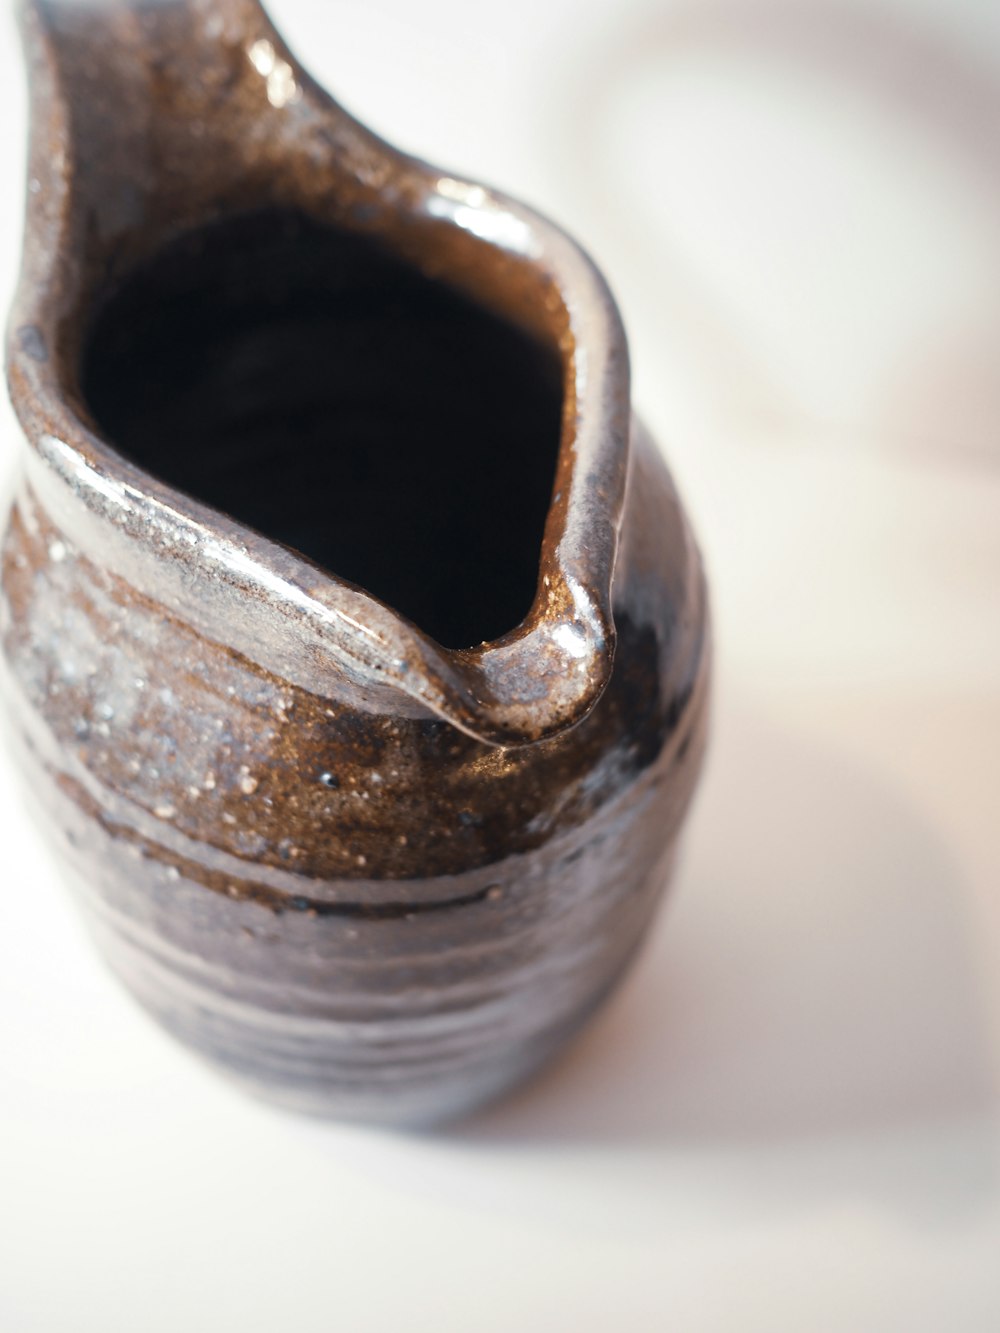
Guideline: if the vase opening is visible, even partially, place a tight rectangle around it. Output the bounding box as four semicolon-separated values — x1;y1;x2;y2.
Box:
78;208;564;650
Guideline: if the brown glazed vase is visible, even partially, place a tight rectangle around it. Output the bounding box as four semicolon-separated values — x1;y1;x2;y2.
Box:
1;0;710;1126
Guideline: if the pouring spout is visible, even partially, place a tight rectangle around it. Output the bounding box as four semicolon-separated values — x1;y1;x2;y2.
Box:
401;337;629;749
384;252;631;748
447;578;618;748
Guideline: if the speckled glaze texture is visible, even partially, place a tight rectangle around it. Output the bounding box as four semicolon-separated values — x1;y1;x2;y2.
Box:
1;0;710;1125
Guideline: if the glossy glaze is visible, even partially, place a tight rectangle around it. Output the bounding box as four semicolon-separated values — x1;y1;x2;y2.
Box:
1;0;710;1124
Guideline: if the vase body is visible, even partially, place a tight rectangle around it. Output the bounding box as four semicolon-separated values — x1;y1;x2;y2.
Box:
0;0;709;1125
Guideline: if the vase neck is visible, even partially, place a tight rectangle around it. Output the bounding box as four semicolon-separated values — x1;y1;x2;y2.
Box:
10;0;631;747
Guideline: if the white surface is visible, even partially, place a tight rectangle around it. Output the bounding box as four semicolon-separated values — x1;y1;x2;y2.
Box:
1;0;999;1329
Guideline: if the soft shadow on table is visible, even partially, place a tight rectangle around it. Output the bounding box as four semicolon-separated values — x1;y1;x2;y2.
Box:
564;0;1000;188
546;0;1000;471
455;699;997;1208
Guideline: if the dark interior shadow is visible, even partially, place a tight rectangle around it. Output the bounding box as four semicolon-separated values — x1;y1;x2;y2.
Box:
456;699;997;1179
547;0;1000;470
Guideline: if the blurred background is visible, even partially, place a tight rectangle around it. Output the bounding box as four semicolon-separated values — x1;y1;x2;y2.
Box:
1;0;998;1328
